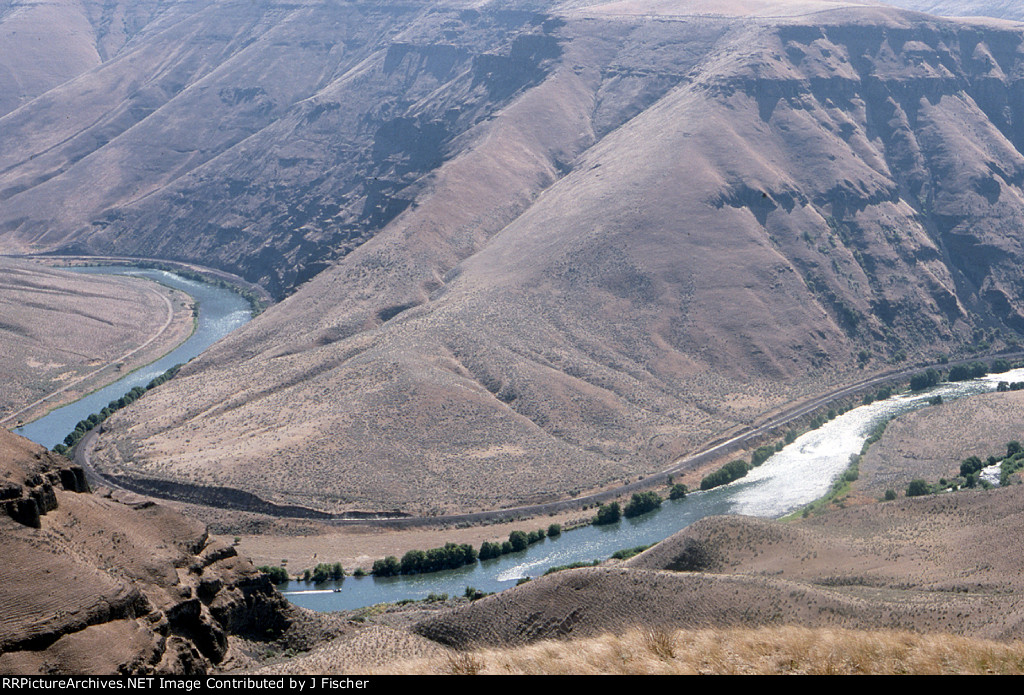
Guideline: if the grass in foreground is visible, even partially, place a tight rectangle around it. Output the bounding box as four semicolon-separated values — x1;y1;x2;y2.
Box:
373;626;1024;675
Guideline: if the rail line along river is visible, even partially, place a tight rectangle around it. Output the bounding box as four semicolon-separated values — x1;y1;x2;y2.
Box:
10;266;1018;612
280;368;1024;612
15;266;252;450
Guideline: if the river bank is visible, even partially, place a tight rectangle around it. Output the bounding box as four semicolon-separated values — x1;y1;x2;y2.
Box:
261;366;1024;611
0;259;197;427
14;262;1024;614
15;266;252;450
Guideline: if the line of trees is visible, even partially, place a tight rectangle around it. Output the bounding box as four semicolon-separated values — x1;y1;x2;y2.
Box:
52;364;182;456
372;526;562;577
303;562;345;583
479;527;550;560
592;502;621;525
700;458;750;491
372;542;479;576
623;491;662;518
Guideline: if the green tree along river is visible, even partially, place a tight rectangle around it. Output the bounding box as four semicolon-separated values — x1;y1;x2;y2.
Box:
11;268;1019;612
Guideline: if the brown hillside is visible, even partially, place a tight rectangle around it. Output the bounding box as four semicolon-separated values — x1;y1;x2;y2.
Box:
0;258;194;423
82;2;1024;516
413;485;1024;649
858;388;1024;495
0;0;178;118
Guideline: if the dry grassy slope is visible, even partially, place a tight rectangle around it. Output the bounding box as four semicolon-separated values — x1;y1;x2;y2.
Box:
0;428;306;675
90;5;1024;515
858;389;1024;495
378;625;1024;674
0;0;182;118
413;486;1024;648
0;1;599;297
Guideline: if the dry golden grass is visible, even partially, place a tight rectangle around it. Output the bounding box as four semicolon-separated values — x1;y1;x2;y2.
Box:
372;626;1024;675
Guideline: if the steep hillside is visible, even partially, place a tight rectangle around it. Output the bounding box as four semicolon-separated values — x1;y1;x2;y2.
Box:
81;2;1024;516
0;1;598;297
0;428;323;675
0;0;192;118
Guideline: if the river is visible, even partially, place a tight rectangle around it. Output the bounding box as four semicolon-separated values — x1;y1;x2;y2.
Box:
15;266;251;450
9;268;1015;613
280;367;1024;612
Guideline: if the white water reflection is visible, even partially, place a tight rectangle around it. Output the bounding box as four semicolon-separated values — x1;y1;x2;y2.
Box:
281;366;1024;611
729;366;1024;516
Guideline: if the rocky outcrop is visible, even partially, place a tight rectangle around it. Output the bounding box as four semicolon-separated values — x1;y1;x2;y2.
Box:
1;461;88;528
0;429;296;674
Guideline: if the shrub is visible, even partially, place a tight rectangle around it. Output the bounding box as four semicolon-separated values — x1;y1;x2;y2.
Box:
479;541;502;560
610;544;654;560
593;502;621;525
700;459;749;491
906;479;931;497
750;445;775;465
884;489;897;501
949;362;987;382
669;483;689;500
508;531;529;552
309;562;345;583
257;566;289;584
909;368;942;391
400;550;427;574
547;523;562;538
372;556;401;576
623;491;662;518
544;560;600;575
960;456;984;478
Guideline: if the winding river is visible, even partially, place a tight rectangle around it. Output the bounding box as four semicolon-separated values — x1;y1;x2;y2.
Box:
15;266;251;450
9;266;1018;613
280;367;1023;612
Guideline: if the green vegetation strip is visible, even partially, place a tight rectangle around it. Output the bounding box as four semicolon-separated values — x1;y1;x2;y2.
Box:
52;364;182;455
